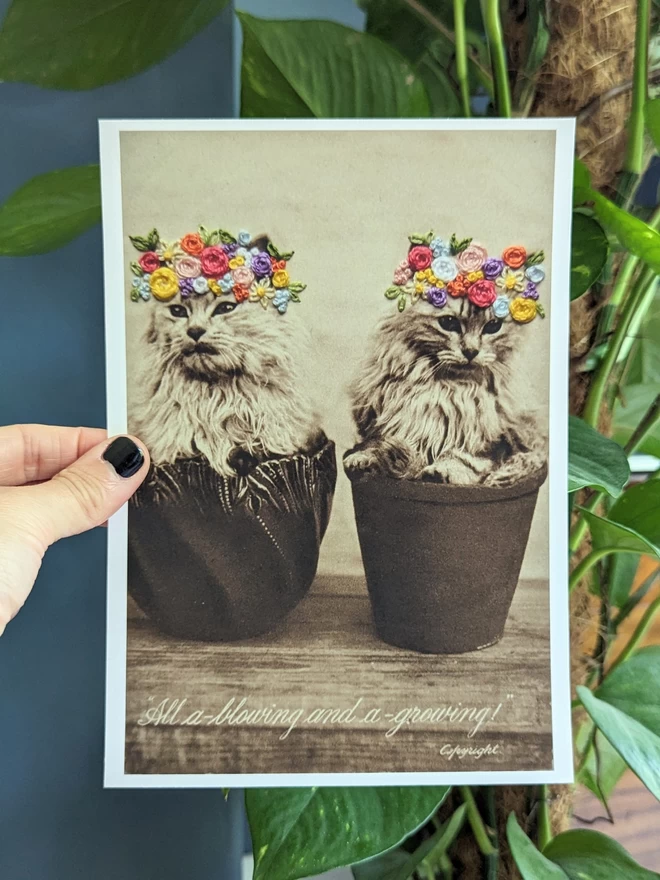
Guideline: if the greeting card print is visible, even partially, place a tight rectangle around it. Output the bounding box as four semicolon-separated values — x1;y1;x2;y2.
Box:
102;121;572;788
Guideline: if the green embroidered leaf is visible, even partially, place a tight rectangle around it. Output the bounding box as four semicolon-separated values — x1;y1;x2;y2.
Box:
267;241;280;258
0;165;101;256
217;229;237;245
129;235;151;252
408;235;429;245
278;250;294;261
525;250;545;267
246;786;450;880
450;233;472;253
146;228;159;249
0;0;230;89
207;230;221;246
130;289;140;302
289;291;301;303
198;225;212;246
239;13;430;118
397;294;407;312
130;261;144;277
537;303;546;318
288;282;306;293
385;286;401;299
571;213;609;300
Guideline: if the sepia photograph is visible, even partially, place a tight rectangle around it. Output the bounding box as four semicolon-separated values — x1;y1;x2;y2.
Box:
102;119;573;786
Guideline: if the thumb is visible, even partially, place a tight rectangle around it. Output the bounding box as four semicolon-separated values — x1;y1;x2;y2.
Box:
19;434;150;544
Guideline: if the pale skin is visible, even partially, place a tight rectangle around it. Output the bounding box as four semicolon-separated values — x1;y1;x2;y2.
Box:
0;424;149;637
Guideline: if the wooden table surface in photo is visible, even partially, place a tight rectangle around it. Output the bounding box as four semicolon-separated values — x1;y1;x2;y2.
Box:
125;576;552;775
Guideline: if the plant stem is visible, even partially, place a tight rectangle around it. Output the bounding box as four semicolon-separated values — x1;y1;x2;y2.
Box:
608;594;660;674
624;0;650;176
569;547;631;593
485;787;499;880
481;0;511;117
460;787;496;856
453;0;471;117
537;785;552;850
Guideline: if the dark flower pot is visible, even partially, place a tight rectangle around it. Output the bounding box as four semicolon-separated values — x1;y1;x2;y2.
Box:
128;439;336;642
347;465;547;654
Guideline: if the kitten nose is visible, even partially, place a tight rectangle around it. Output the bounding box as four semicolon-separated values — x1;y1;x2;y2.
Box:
187;326;206;341
463;348;479;362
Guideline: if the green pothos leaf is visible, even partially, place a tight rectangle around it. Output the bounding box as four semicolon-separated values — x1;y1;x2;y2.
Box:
571;213;609;300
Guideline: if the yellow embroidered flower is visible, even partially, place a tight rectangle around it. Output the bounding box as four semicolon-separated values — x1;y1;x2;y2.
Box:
415;270;426;281
228;256;245;270
467;270;484;283
427;273;439;286
249;278;275;309
208;279;222;296
509;296;537;323
414;281;425;296
272;269;290;289
496;268;525;293
149;267;179;301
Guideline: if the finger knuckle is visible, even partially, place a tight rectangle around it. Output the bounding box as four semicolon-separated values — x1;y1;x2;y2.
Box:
53;469;109;528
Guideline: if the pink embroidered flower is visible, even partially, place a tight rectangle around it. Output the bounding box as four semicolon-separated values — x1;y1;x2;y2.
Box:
467;279;497;308
201;246;229;277
232;266;255;287
173;255;202;279
408;246;433;272
138;251;160;273
393;259;412;286
456;244;488;275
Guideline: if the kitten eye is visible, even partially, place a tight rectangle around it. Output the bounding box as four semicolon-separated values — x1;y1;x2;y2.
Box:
438;315;462;333
212;301;238;316
169;304;188;318
483;319;503;335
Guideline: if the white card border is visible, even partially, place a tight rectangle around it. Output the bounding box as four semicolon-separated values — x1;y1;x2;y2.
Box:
102;117;575;788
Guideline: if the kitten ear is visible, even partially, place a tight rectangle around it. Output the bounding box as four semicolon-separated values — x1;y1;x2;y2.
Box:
249;233;270;251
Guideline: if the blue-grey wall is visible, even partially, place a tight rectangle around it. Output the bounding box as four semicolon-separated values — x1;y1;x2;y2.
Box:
0;4;246;878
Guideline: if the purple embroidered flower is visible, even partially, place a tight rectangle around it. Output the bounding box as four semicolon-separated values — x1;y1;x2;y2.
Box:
482;257;504;280
179;278;195;298
223;242;239;257
426;286;447;308
251;252;273;278
523;281;539;300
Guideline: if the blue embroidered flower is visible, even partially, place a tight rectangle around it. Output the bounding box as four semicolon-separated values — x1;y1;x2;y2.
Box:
273;288;291;314
430;237;450;258
219;273;234;293
237;230;251;247
138;279;151;300
131;277;141;288
525;265;545;284
250;247;260;256
431;256;458;282
492;295;511;319
193;276;209;294
236;246;253;267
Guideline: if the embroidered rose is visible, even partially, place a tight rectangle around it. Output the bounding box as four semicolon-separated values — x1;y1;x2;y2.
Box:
502;246;527;269
179;278;195;298
233;285;250;303
482;257;504;280
149;267;179;301
251;252;273;278
232;266;255;287
523;281;540;300
430;237;450;258
456;244;487;275
174;255;202;279
426;286;447;308
201;246;228;277
525;265;546;284
272;269;290;289
510;296;537;323
431;256;458;282
273;289;291;314
467;279;496;308
492;295;511;319
496;268;526;294
181;233;204;256
249;278;274;309
408;245;433;272
193;276;209;294
139;251;160;273
447;274;470;297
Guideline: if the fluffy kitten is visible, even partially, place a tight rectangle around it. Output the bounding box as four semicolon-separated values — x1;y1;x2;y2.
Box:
130;292;321;477
344;296;546;486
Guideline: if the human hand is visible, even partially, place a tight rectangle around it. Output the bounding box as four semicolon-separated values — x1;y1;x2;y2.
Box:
0;425;149;637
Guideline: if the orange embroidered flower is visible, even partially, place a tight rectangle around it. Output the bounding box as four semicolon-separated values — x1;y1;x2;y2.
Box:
181;233;204;256
502;246;526;269
233;284;250;303
271;258;287;271
447;273;470;297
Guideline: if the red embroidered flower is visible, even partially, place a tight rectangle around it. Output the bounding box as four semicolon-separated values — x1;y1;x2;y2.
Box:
138;251;160;273
467;279;497;308
408;246;433;272
271;258;287;271
233;285;250;303
447;274;470;297
502;246;527;269
201;246;229;277
181;233;204;256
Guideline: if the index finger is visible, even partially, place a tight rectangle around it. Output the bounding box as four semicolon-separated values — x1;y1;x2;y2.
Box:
0;424;108;486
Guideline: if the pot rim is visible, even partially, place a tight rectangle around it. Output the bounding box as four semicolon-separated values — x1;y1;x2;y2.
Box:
347;461;547;504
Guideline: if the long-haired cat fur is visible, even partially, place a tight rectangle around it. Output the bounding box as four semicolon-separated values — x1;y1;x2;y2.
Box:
130;292;322;478
344;296;546;486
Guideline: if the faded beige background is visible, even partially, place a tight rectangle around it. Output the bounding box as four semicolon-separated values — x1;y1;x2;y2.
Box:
120;128;555;580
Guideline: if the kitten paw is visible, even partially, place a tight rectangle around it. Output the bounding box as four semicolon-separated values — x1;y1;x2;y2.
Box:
422;459;479;485
483;451;546;487
343;447;382;475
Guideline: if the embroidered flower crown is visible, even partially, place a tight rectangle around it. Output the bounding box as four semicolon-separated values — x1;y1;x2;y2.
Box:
128;226;306;314
385;232;546;323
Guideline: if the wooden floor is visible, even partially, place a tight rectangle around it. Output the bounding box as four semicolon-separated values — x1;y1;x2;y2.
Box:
125;575;552;775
